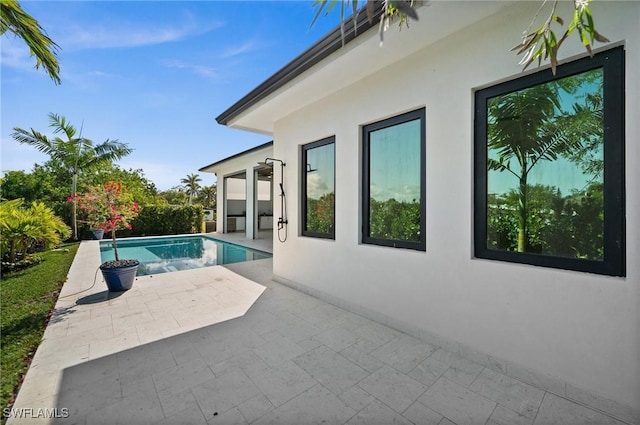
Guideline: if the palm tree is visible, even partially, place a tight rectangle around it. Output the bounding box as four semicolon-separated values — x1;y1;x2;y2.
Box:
11;113;132;240
200;184;217;209
181;173;202;205
1;0;61;84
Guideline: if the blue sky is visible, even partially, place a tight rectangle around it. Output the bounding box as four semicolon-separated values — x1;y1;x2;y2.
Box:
1;1;342;190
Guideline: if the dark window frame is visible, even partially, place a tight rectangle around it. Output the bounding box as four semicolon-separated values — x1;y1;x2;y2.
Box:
474;47;625;276
362;108;426;251
301;136;336;239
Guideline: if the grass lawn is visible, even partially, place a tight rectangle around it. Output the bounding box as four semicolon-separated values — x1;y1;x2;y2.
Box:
0;243;79;413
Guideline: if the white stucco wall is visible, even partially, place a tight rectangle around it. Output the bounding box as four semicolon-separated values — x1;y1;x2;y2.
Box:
268;2;639;411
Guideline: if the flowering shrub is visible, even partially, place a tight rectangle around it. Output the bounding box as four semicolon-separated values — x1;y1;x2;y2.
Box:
72;181;140;262
67;193;102;230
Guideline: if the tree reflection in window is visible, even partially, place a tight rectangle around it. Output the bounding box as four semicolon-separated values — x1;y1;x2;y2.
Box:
475;47;625;276
363;109;425;251
302;137;335;238
487;69;604;259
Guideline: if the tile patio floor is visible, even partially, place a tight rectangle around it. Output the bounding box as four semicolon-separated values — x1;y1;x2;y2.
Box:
6;235;638;425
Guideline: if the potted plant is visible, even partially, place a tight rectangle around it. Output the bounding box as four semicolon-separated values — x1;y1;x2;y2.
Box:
67;193;107;240
88;227;105;240
74;181;141;291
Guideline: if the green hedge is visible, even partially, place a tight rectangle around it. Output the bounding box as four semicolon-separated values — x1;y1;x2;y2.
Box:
117;205;203;237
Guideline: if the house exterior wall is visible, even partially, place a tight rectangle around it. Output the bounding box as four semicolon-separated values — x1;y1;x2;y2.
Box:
268;2;639;411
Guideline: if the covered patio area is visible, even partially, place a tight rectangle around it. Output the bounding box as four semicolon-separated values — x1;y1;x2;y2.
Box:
199;141;275;244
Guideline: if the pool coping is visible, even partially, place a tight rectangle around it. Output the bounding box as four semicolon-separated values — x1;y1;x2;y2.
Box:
204;231;273;255
97;233;273;276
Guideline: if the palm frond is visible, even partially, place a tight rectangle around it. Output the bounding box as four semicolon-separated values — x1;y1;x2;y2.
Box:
487;157;519;179
0;0;61;84
90;139;133;162
48;113;77;140
310;0;336;29
10;127;58;156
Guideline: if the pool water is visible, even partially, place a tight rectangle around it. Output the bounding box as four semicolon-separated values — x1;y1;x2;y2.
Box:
100;235;271;276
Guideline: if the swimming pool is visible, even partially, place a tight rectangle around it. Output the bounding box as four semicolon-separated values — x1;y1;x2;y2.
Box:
100;235;271;276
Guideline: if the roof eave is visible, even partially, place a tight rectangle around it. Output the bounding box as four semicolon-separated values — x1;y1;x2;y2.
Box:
199;140;274;173
215;2;384;127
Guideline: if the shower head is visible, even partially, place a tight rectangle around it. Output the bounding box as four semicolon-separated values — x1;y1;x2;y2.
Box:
258;157;286;167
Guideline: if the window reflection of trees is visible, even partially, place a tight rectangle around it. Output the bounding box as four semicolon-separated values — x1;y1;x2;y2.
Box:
303;139;335;237
486;69;604;259
366;115;423;245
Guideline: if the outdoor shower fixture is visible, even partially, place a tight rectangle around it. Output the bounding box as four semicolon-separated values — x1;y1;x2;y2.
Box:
257;158;288;242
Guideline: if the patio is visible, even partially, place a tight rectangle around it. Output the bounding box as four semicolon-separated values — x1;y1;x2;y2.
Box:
7;235;637;425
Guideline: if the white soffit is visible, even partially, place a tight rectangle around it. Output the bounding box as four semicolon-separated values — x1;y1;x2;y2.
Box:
199;144;273;174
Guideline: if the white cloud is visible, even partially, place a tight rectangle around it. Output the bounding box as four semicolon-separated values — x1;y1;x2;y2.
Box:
0;137;49;173
86;70;121;78
68;27;185;49
220;40;260;58
306;173;330;200
0;11;222;78
117;159;215;192
0;37;39;73
162;60;218;79
117;160;180;191
161;37;265;79
58;17;223;51
370;183;420;203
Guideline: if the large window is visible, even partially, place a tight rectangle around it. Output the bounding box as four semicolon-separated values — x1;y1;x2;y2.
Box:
362;108;426;251
474;47;624;276
301;136;335;239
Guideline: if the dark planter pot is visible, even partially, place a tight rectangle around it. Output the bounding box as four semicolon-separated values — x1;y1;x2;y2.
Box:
100;260;139;291
90;229;105;240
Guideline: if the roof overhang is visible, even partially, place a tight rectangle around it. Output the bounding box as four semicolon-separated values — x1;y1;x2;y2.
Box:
216;1;510;135
199;141;273;173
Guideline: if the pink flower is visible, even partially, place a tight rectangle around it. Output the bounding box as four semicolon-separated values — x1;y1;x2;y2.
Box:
72;180;140;234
